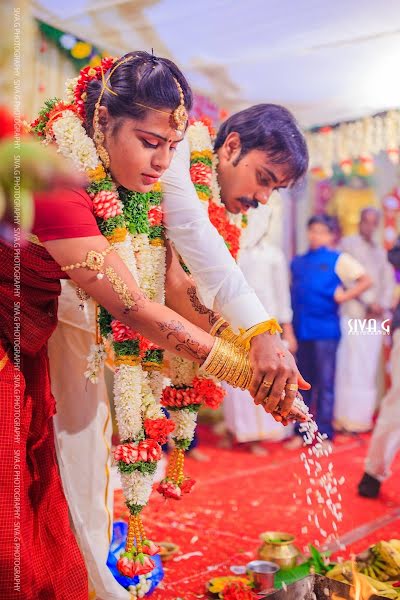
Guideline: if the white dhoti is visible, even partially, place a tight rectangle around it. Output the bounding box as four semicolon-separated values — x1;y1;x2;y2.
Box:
334;317;384;432
223;385;293;442
364;329;400;481
48;283;130;600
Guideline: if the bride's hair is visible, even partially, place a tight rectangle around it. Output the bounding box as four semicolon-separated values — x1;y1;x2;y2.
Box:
85;51;193;134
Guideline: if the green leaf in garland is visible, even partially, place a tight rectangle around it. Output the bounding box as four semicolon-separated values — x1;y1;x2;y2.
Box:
119;188;150;235
98;306;112;337
118;461;157;475
168;403;201;413
126;502;144;516
190;155;212;167
174;438;192;450
149;190;162;206
194;183;211;198
114;339;140;357
149;225;163;240
97;214;126;237
143;349;164;364
87;177;114;196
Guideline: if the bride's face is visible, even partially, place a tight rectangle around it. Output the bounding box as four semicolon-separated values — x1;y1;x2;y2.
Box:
99;107;183;192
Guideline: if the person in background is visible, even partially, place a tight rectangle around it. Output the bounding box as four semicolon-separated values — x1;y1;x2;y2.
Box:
223;202;297;453
334;208;395;433
285;214;371;449
358;237;400;498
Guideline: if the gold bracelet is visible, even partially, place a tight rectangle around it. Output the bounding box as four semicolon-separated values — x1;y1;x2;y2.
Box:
220;325;240;344
209;317;227;337
237;318;283;350
61;245;114;280
202;338;253;390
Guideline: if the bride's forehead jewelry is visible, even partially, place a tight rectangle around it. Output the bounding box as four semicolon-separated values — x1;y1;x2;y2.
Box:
133;77;188;136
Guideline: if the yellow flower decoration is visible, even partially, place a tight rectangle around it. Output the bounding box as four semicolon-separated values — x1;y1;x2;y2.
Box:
87;164;106;182
152;181;162;193
71;42;92;60
197;190;211;201
191;150;213;161
89;55;102;67
105;227;128;244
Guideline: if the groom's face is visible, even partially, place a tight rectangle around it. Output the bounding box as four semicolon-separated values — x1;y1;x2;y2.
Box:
216;132;290;214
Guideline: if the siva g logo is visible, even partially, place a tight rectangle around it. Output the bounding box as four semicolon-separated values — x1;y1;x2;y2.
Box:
347;318;391;335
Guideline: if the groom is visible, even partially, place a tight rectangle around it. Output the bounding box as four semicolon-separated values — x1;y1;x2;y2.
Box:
162;103;309;409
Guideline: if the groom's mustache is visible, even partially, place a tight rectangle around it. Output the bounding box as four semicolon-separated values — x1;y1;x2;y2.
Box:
238;197;259;210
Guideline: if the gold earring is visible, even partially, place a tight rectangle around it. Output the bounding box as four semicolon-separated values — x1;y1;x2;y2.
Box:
93;104;110;170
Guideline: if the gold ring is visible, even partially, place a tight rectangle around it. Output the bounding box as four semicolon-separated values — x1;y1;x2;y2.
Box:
285;383;298;392
262;380;273;388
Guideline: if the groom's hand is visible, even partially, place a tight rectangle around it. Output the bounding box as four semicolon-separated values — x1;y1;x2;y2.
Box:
248;332;310;416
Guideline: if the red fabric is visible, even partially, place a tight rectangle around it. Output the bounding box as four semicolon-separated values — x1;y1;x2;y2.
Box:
0;186;99;597
0;339;87;599
33;187;100;242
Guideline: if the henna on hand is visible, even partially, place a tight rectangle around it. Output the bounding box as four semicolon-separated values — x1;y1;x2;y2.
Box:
156;319;210;360
187;285;220;327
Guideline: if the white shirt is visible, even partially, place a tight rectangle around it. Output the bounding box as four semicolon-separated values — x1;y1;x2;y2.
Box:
161;136;270;331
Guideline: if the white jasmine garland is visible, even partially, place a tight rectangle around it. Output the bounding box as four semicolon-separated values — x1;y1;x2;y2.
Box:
113;236;139;281
140;373;164;421
188;120;213;152
128;574;152;598
52;111;99;172
84;342;107;383
64;77;78;103
168;354;199;387
169;409;197;441
113;364;143;441
120;470;154;507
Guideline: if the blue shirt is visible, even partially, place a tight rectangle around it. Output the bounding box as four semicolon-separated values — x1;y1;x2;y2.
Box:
291;247;342;340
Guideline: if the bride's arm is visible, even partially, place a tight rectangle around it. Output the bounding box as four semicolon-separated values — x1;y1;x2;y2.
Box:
44;235;213;364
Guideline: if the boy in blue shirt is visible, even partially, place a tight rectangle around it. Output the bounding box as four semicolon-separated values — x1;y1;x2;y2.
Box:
287;215;371;447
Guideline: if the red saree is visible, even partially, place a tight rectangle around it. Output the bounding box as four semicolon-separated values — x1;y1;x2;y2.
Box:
0;187;99;599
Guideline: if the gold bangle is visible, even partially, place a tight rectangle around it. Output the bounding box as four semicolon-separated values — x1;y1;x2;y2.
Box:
237;318;283;350
202;338;253;390
220;326;240;344
209;317;227;337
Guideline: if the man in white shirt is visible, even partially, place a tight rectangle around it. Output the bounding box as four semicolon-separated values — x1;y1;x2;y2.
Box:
334;208;395;432
49;104;310;599
162;104;310;410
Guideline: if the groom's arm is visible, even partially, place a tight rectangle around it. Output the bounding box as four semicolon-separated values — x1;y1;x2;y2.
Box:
164;239;222;333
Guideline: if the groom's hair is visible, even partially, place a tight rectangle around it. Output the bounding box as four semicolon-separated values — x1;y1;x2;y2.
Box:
214;104;308;185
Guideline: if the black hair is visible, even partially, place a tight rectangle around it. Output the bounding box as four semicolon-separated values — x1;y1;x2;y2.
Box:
85;51;193;134
214;104;308;186
307;214;337;233
388;237;400;270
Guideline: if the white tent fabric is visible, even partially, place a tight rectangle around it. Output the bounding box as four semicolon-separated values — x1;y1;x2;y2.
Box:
32;0;400;127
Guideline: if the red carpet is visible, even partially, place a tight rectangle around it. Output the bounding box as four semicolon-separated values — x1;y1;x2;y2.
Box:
114;427;400;599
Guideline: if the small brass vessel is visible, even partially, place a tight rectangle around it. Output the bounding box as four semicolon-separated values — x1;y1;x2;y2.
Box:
257;531;300;570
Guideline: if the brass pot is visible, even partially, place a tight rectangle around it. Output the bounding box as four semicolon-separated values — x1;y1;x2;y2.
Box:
257;531;300;570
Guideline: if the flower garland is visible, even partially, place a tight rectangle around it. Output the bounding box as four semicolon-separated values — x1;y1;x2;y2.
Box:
188;117;244;260
158;357;225;500
159;119;237;500
30;57;172;579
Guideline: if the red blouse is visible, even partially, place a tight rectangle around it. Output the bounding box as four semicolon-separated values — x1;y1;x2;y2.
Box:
32;187;100;242
0;187;100;354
